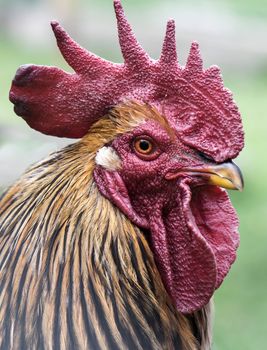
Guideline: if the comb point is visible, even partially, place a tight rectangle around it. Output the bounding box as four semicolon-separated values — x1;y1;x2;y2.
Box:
186;41;203;72
114;0;149;68
160;19;178;65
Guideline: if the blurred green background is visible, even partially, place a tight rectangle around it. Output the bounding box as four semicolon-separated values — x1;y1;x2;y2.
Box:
0;0;266;349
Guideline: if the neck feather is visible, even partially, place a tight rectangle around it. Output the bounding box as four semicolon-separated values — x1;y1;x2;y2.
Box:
0;141;211;350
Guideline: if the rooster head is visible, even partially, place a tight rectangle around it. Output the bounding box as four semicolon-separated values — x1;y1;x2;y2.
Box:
9;0;244;314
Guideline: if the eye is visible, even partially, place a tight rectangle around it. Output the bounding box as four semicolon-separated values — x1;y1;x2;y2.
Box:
134;138;154;154
133;136;159;160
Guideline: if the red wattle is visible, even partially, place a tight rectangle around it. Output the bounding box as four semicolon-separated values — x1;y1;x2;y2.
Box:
149;180;239;313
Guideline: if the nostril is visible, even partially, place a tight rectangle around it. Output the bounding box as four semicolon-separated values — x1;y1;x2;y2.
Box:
13;65;35;86
197;151;214;162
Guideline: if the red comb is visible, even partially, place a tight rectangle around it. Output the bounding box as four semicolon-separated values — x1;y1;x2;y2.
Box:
9;0;244;161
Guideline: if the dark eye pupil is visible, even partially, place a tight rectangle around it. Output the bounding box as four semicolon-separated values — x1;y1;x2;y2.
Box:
139;140;150;151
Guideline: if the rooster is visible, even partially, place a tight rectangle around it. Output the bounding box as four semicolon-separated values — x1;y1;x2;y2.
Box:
0;1;244;349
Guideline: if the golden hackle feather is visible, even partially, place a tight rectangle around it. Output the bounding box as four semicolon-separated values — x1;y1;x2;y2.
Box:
0;102;211;350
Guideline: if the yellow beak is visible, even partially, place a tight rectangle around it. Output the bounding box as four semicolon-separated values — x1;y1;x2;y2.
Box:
203;161;244;191
165;161;244;191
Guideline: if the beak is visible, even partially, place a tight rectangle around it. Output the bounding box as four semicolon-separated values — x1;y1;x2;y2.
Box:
166;161;244;191
205;161;244;191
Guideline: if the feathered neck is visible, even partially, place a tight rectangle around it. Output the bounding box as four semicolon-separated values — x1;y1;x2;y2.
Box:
0;139;211;350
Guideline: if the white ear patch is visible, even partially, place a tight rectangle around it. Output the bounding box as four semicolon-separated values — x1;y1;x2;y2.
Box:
95;146;122;171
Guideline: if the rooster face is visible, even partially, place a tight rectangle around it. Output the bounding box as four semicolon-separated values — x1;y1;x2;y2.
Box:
94;102;243;314
8;0;244;317
3;2;245;348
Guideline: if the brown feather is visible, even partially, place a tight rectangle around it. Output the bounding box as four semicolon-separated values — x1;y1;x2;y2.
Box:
0;102;212;349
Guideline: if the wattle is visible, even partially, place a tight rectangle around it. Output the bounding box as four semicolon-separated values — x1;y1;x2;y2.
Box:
149;179;239;314
190;184;240;289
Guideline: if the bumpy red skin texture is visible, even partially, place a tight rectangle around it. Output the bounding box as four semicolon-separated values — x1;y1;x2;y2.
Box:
94;120;240;313
9;0;244;162
9;0;243;313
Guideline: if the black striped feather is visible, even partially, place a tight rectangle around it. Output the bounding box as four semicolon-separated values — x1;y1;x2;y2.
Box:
0;106;212;350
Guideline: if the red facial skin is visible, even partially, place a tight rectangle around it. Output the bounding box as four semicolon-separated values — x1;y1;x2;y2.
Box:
8;0;243;314
94;120;239;314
